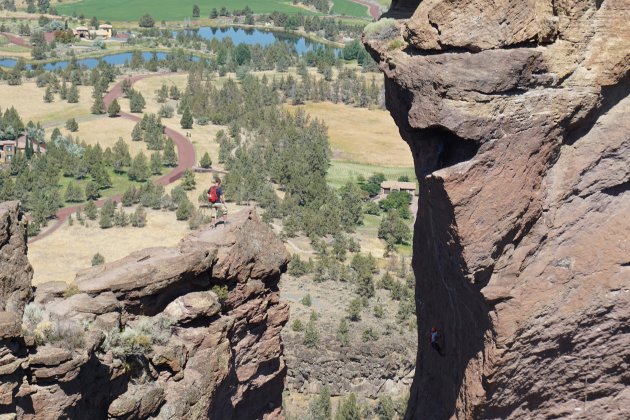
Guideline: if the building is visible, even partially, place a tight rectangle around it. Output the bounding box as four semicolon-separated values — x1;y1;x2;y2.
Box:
73;26;90;38
0;140;16;163
380;180;417;196
98;24;113;38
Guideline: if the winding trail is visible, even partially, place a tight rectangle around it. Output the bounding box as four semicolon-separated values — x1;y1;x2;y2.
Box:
348;0;382;20
30;73;196;243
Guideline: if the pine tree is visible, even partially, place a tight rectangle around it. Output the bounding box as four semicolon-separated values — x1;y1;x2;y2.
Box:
156;84;169;103
130;205;147;227
150;152;162;175
85;181;100;200
112;137;132;174
91;94;105;114
180;168;196;190
65;118;78;132
107;98;120;117
64;181;84;203
67;84;79;103
43;87;54;103
129;90;146;113
163;138;177;166
131;122;143;141
180;107;193;129
303;318;319;348
59;79;67;99
199;152;212;168
128;152;150;182
84;200;98;220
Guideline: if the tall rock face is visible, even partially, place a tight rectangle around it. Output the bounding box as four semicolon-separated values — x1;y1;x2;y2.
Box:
0;208;290;419
365;1;629;418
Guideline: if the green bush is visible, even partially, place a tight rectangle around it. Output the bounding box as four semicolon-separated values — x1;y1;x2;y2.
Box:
301;293;312;307
292;319;304;332
362;327;379;342
347;298;362;322
303;318;319;348
92;253;105;266
364;18;398;40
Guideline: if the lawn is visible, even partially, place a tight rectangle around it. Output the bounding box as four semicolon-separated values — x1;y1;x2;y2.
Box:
56;0;318;22
327;161;416;189
57;168;154;206
331;0;370;17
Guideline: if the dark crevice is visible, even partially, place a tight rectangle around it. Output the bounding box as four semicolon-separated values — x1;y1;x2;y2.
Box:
382;0;422;19
563;72;630;145
601;180;630;197
596;0;605;9
430;126;481;171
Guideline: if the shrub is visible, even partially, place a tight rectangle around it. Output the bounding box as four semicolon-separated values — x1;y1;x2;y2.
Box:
211;284;229;303
92;253;105;266
362;327;379;342
301;293;312;307
374;303;385;318
347;298;362;322
336;318;350;347
303;318;319;348
158;104;174;118
291;319;304;332
63;284;80;298
288;253;309;277
364;18;398;40
103;314;174;358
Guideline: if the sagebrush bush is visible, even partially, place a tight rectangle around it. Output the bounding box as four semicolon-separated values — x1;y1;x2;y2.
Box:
103;314;174;358
364;18;398;40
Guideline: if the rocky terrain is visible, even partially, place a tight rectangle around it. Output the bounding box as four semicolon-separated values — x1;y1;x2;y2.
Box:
0;203;290;419
365;0;629;418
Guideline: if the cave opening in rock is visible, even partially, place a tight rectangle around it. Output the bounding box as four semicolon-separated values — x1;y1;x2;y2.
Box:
426;126;481;172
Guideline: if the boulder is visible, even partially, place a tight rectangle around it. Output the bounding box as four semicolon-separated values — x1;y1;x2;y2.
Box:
163;291;220;324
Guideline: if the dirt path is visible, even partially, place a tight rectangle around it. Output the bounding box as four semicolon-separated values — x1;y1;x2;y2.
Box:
348;0;382;19
30;73;196;243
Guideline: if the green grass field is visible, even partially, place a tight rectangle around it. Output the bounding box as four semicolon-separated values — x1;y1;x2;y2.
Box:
331;0;369;17
56;0;319;22
327;161;416;189
58;168;154;206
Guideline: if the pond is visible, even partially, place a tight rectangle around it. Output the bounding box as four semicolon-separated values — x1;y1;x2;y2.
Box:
0;26;338;69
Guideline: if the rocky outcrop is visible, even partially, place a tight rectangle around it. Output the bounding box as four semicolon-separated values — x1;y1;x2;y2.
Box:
0;208;290;419
365;0;629;418
0;201;32;338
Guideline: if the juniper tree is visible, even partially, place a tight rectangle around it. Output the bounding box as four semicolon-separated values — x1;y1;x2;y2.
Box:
128;152;150;182
43;87;54;103
162;138;177;166
150;152;162;175
107;99;120;117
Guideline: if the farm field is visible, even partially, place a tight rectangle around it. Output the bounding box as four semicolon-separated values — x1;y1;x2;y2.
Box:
327;161;415;189
56;0;319;22
331;0;370;17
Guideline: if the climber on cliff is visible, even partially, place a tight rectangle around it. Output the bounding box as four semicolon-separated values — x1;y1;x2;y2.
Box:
208;176;228;227
429;327;445;356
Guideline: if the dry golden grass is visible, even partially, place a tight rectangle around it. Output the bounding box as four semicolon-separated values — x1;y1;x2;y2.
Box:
29;208;191;285
0;81;93;124
291;102;412;167
47;116;149;154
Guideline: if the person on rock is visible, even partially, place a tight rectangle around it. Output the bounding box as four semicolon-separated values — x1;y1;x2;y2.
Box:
208;176;228;227
429;327;445;356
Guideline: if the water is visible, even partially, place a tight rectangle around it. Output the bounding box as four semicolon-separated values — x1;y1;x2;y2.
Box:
0;26;337;69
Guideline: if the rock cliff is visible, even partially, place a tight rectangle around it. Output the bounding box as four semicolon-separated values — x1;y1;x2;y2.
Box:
0;207;290;419
365;0;629;418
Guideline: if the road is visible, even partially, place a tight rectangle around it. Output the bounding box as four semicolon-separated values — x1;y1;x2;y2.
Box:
30;73;196;243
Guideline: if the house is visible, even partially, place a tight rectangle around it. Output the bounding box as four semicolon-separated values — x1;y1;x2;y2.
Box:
0;140;16;163
98;24;113;38
380;181;417;196
73;26;90;38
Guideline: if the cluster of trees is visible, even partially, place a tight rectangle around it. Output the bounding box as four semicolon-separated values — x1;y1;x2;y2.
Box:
296;0;330;13
298;386;407;420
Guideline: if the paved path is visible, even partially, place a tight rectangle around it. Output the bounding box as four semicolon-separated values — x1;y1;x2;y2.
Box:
349;0;382;19
30;73;196;243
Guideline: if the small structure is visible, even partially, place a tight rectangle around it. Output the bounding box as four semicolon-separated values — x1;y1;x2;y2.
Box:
0;140;16;163
380;180;416;196
98;24;113;38
73;26;90;38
